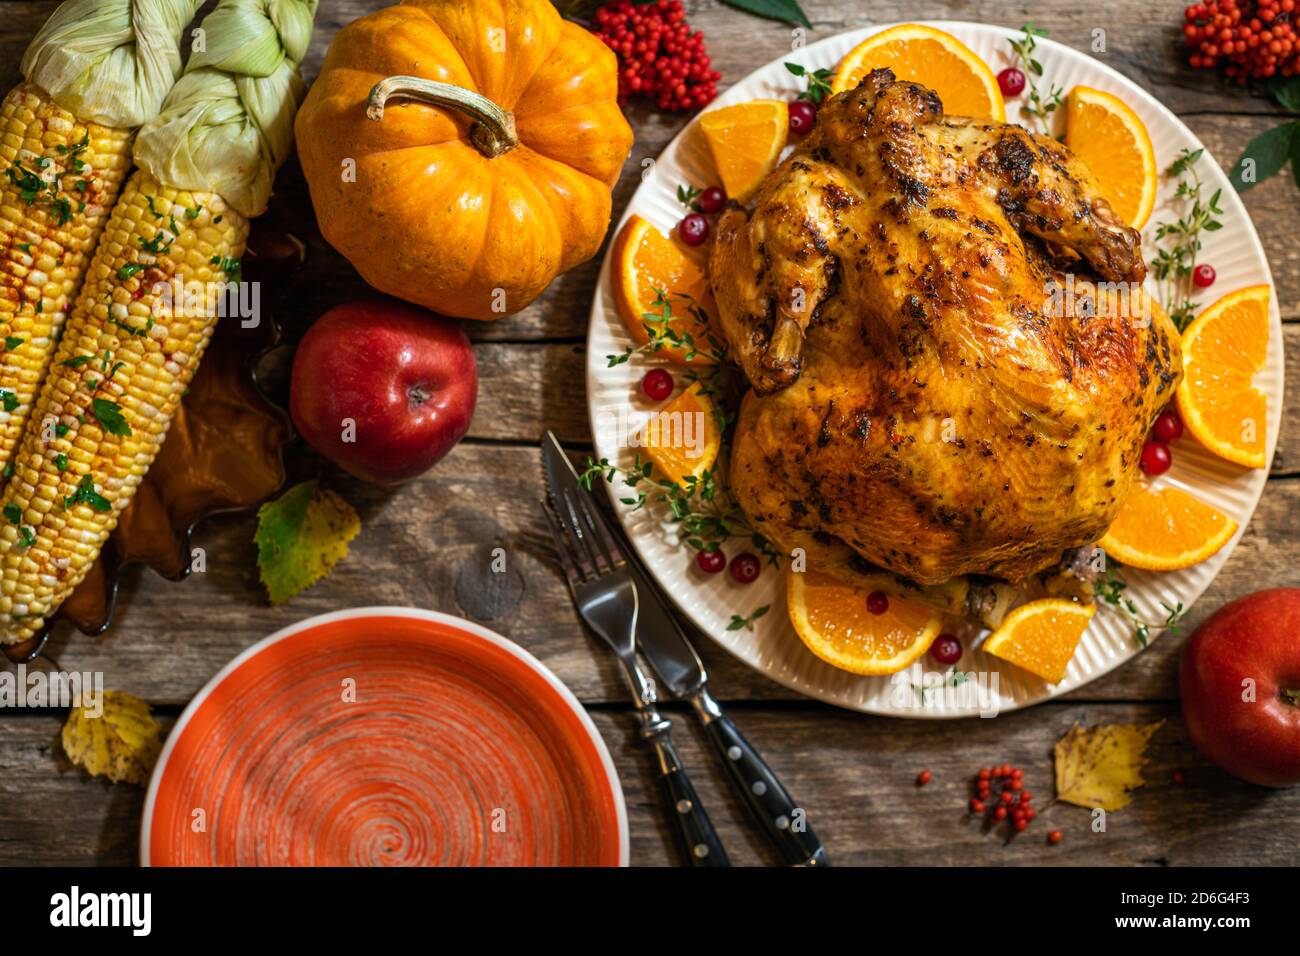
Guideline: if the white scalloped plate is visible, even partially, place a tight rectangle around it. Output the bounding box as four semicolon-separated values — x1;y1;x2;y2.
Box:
585;22;1284;717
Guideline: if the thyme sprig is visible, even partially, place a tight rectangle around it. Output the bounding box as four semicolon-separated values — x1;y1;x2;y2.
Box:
784;62;835;104
1151;148;1224;332
676;183;703;211
579;453;775;557
728;605;771;631
607;288;727;368
1007;23;1065;136
1095;564;1185;648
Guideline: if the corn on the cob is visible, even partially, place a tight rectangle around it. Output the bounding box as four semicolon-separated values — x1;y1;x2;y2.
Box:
0;85;134;472
0;177;247;641
0;0;317;643
0;0;205;480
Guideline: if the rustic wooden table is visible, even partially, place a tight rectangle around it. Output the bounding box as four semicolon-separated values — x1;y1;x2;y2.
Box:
2;0;1298;867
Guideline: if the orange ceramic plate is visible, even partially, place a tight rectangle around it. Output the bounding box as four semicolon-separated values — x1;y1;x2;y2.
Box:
142;608;627;866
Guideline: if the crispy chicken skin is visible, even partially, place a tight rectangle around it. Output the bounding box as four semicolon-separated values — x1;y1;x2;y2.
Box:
711;69;1181;588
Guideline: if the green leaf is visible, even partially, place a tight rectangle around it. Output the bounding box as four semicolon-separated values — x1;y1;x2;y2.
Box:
254;480;361;605
1292;129;1300;194
91;397;131;437
1230;121;1298;191
1271;75;1300;113
64;475;110;513
719;0;810;28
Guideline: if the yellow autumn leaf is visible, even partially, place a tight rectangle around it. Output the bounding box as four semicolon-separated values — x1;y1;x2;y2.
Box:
1054;720;1163;811
255;479;361;605
61;691;163;786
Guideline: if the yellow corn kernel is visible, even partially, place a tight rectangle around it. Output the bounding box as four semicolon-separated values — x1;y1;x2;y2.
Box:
0;171;248;643
0;83;134;476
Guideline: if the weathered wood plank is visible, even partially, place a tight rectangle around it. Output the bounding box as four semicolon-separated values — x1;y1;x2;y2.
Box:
3;701;1296;866
22;443;1300;707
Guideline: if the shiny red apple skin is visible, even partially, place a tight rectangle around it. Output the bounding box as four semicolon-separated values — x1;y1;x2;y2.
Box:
1180;588;1300;787
290;300;477;483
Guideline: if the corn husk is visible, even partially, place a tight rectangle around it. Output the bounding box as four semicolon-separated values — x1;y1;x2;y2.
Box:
20;0;204;128
134;0;318;217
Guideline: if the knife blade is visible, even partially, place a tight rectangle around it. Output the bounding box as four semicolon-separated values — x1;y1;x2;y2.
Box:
540;431;828;866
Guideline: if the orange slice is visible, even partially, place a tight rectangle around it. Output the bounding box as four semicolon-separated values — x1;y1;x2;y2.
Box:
1064;86;1158;229
641;382;721;485
611;214;718;365
1098;485;1238;571
1176;284;1271;469
983;599;1096;684
830;24;1005;121
786;569;944;676
698;99;788;202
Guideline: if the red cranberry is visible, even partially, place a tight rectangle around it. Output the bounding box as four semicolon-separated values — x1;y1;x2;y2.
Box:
930;634;962;665
787;100;816;136
1193;263;1217;288
697;186;727;214
677;212;709;246
729;552;760;584
866;591;889;615
1152;408;1184;443
641;368;673;401
1140;439;1172;476
695;549;726;574
997;67;1026;96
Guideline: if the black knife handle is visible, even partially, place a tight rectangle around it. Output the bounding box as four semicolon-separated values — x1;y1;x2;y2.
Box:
643;723;730;867
700;710;827;866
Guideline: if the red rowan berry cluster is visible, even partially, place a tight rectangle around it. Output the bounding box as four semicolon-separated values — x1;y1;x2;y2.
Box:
592;0;721;110
1184;0;1300;81
970;763;1039;836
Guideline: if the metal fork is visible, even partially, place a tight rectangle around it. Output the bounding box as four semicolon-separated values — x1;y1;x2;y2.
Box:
541;489;729;867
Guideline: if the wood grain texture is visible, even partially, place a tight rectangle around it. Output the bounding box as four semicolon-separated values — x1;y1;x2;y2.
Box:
0;0;1297;867
5;703;1297;867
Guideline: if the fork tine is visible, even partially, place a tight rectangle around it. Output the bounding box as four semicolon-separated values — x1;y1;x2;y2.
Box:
570;487;624;571
539;501;585;586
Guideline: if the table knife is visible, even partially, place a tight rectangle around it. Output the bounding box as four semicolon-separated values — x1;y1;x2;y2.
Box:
542;431;828;867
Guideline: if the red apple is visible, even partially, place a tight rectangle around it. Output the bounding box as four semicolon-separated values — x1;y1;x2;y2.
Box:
290;300;476;483
1180;588;1300;787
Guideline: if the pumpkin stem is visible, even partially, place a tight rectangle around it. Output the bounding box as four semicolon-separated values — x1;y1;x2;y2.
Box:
366;75;518;158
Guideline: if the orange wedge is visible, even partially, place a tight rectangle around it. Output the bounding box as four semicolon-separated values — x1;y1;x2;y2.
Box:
830;24;1005;121
1176;284;1271;469
983;599;1096;684
786;569;944;676
698;99;788;202
1098;485;1238;571
611;214;718;365
1064;86;1158;229
641;382;721;485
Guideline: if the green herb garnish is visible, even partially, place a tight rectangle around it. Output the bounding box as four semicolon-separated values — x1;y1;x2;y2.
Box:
1007;23;1065;136
91;397;131;437
65;474;110;512
785;62;835;104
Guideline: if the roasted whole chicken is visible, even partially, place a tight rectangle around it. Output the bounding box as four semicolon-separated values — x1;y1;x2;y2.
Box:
710;69;1182;623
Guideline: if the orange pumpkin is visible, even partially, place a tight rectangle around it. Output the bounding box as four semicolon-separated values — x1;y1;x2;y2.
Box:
294;0;633;320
